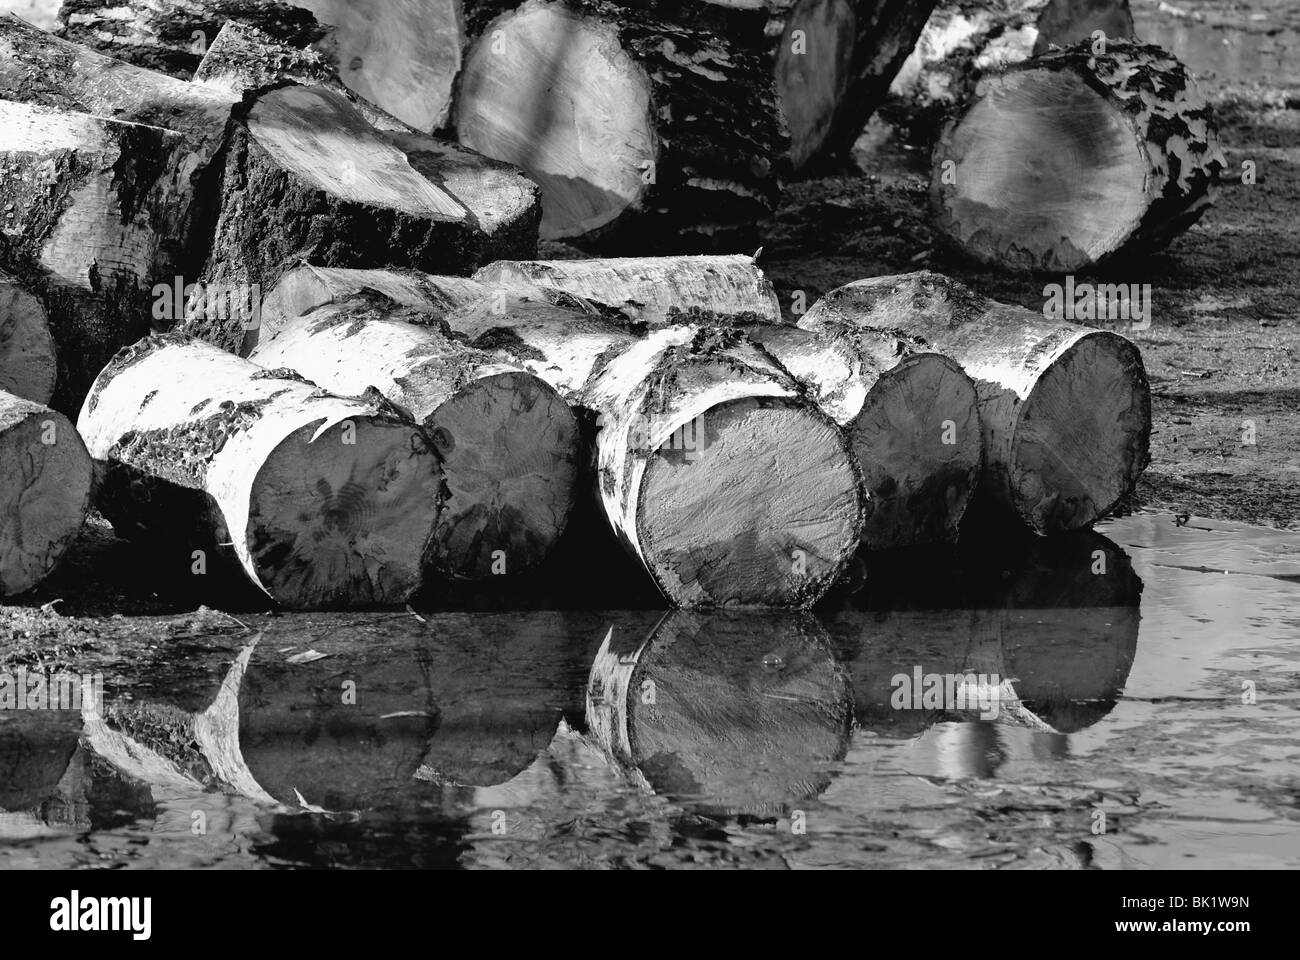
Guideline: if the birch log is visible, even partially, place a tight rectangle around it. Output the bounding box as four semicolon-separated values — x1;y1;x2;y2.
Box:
474;254;783;327
586;611;854;816
582;325;865;607
0;271;56;405
454;0;786;247
800;271;1150;533
77;335;446;607
248;293;581;579
0;101;206;412
931;39;1225;272
0;391;92;596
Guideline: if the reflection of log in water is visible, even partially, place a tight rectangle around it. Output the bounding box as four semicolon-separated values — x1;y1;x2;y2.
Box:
825;528;1142;735
78;614;583;812
586;611;854;818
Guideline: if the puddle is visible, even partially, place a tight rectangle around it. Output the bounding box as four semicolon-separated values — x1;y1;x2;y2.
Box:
1;512;1297;870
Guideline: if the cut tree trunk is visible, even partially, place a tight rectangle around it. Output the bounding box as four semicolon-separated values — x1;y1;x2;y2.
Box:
56;0;327;78
0;391;92;596
586;611;854;816
769;0;939;169
474;254;783;327
742;323;982;549
297;0;467;133
181;82;539;353
247;293;581;580
582;325;865;607
453;0;786;248
76;335;446;608
0;270;56;405
800;271;1151;534
0;100;198;413
931;39;1224;272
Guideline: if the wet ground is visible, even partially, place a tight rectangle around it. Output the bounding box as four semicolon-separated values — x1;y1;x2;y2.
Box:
1;512;1296;869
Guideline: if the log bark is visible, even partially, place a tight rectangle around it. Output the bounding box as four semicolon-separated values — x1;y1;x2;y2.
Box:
586;611;854;816
0;100;201;413
474;254;783;327
931;39;1225;272
743;323;982;549
76;335;446;608
453;0;786;248
55;0;327;78
247;293;581;580
800;271;1150;534
887;0;1135;143
0;270;56;405
0;391;92;596
180;82;539;353
582;325;865;607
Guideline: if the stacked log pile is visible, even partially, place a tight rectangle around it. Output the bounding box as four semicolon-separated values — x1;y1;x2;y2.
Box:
0;12;1164;609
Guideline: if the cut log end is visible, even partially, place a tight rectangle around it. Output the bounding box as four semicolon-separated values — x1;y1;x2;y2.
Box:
637;397;863;607
776;0;857;170
1010;331;1149;532
0;281;56;405
851;352;983;549
933;68;1147;271
455;2;654;240
427;371;580;579
0;396;91;596
247;416;440;608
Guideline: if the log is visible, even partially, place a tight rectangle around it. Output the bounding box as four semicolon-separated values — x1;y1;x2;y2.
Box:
742;323;982;549
181;82;539;353
769;0;939;169
473;254;783;327
297;0;467;133
582;325;865;607
55;0;327;78
76;335;446;608
0;270;56;405
0;391;92;596
0;100;199;412
799;271;1150;533
453;0;786;247
586;611;854;816
247;293;581;580
931;39;1225;272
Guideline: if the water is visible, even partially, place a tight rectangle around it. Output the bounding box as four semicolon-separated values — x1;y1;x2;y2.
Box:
1;513;1297;870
